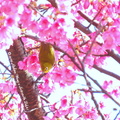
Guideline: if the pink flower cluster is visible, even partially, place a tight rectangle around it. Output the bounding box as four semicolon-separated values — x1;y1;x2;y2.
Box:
18;53;40;76
102;80;120;98
51;67;77;87
0;0;31;49
44;96;98;120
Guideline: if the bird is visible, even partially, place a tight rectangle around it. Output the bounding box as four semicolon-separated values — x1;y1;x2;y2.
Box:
39;42;55;73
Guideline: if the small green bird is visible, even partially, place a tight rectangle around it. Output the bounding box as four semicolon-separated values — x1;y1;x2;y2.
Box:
39;42;55;73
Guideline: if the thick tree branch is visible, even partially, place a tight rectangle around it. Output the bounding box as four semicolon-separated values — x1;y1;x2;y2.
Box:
6;38;45;120
107;50;120;64
93;65;120;81
77;6;103;29
77;10;99;28
74;20;92;34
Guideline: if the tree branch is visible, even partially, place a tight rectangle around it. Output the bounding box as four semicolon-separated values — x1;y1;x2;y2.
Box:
107;50;120;64
74;20;92;34
114;110;120;120
87;74;120;106
77;10;99;28
77;89;103;93
23;34;83;72
83;74;105;120
4;94;14;109
77;6;103;29
0;61;12;74
6;38;45;120
93;65;120;81
47;0;58;8
67;39;104;118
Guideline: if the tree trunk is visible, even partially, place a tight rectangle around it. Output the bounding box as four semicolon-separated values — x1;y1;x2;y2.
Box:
6;38;44;120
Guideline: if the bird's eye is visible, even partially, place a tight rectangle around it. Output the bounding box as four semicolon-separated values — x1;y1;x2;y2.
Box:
44;67;49;73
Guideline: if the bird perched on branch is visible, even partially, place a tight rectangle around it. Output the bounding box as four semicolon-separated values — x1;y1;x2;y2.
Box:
39;42;55;73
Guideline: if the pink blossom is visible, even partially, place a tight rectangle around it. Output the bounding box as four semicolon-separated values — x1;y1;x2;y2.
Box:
52;67;77;87
55;109;69;117
116;46;120;54
94;56;106;66
84;55;94;67
102;80;113;89
38;79;54;94
0;81;17;94
39;17;50;29
43;116;51;120
19;6;32;27
99;101;105;109
111;89;120;97
84;109;98;119
104;114;110;119
28;21;40;33
84;0;90;9
6;17;15;26
102;27;120;50
57;18;65;25
18;57;27;70
0;27;12;49
18;53;40;76
75;106;85;116
103;92;111;99
60;96;67;107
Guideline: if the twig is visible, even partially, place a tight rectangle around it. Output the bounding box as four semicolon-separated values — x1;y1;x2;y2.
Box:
17;110;25;120
77;89;103;93
0;61;12;74
4;94;14;109
35;73;47;82
87;7;103;28
82;25;103;63
23;34;42;42
67;40;84;72
53;45;83;71
79;40;89;47
90;89;105;120
40;95;50;103
29;4;44;17
83;72;105;120
71;0;81;6
114;110;120;120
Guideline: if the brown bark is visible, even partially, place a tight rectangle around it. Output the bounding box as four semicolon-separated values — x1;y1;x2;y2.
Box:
48;0;58;8
6;38;44;120
107;50;120;64
93;65;120;81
